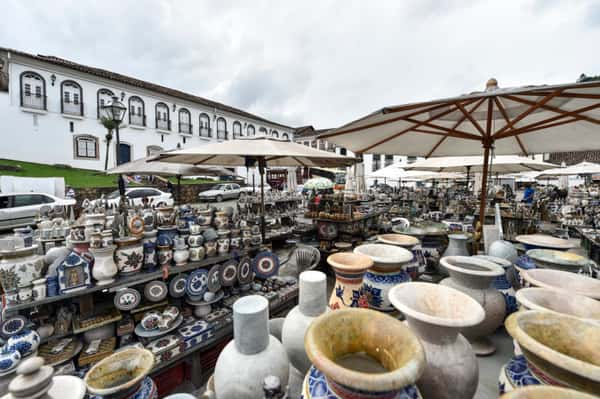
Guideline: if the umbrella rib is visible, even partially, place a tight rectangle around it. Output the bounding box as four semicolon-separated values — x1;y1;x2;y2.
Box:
498;117;580;139
514;92;600;100
493;97;529;156
455;101;486;136
193;155;216;165
292;157;309;167
492;89;563;138
502;94;600;125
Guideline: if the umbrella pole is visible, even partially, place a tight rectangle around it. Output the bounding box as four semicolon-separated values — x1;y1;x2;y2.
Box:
479;143;492;229
177;175;181;205
466;166;471;194
259;158;266;242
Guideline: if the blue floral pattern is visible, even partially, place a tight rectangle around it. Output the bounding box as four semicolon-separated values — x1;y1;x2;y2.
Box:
499;355;541;395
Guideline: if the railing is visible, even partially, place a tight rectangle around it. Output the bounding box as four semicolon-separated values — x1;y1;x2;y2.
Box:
61;101;84;116
179;122;192;134
156;119;171;131
200;127;211;137
217;130;227;140
130;114;146;127
21;93;47;110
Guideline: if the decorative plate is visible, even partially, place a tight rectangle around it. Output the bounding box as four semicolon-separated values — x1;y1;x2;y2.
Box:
220;260;238;286
134;314;183;338
186;269;209;297
128;215;145;236
144;281;168;303
207;264;222;293
252;251;280;279
237;256;253;284
169;274;188;298
186;290;225;306
0;315;27;338
113;288;141;311
145;334;181;355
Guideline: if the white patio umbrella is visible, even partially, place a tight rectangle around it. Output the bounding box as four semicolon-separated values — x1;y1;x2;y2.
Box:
536;161;600;179
322;78;600;226
157;136;357;239
402;155;557;173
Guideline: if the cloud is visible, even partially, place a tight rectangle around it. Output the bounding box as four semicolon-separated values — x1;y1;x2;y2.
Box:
1;0;599;129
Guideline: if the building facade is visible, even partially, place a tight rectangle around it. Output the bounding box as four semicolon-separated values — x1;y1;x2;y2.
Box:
0;47;294;171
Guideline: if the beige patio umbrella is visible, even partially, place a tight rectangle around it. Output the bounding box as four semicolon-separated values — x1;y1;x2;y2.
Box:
536;161;600;179
157;136;357;239
321;78;600;227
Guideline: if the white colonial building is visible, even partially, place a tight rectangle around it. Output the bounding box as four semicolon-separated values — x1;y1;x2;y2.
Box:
0;47;294;173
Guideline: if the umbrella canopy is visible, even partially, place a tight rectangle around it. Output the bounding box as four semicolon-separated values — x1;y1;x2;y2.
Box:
303;177;334;190
106;154;233;177
157;136;357;167
402;155;557;174
322;78;600;226
368;164;454;181
536;161;600;179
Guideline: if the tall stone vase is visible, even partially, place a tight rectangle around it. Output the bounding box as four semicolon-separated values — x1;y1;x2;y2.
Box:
440;256;506;355
326;252;373;310
354;243;413;313
214;295;289;399
281;270;327;375
389;282;485;399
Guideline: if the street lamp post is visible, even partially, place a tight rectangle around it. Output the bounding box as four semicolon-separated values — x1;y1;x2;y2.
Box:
101;96;127;166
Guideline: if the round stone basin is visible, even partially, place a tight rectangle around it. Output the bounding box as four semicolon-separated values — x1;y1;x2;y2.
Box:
84;348;154;396
516;287;600;321
521;269;600;300
354;244;413;272
304;308;425;394
515;234;575;250
377;234;419;248
505;310;600;395
526;249;589;272
500;385;599;399
441;256;505;278
388;282;484;329
327;252;373;274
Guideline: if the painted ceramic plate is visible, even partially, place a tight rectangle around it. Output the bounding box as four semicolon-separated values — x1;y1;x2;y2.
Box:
252;251;280;279
145;334;180;355
0;315;27;339
237;256;253;284
144;281;168;302
207;264;222;293
318;223;338;238
168;274;188;298
186;290;225;306
113;288;142;311
134;314;183;338
186;269;209;297
220;260;238;287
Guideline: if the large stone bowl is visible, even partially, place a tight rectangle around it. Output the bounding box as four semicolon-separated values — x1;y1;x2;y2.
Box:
500;386;599;399
353;243;413;272
515;234;575;251
505;310;600;395
521;268;600;300
526;249;589;273
304;308;425;398
377;233;419;249
84;347;155;397
516;287;600;321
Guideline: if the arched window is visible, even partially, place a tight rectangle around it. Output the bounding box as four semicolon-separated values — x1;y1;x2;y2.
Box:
20;71;46;110
199;113;211;137
233;121;242;138
60;80;83;116
282;133;289;141
73;135;99;160
97;88;114;118
216;117;227;140
155;102;170;130
272;130;279;138
259;127;268;136
146;145;163;156
178;108;192;134
247;124;255;136
128;96;145;126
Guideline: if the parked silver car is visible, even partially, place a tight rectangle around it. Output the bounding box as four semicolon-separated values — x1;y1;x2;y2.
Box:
0;193;76;230
198;183;243;202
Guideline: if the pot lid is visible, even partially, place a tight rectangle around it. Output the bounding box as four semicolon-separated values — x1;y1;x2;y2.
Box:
6;357;53;399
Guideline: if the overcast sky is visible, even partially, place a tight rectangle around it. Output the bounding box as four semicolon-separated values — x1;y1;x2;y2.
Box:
2;0;599;128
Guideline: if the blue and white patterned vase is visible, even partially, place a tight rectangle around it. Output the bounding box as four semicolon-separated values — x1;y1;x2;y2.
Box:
0;347;21;374
498;355;543;395
6;328;40;357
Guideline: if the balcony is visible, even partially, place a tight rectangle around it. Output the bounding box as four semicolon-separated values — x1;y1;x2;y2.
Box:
156;119;171;131
61;101;84;116
179;122;193;135
200;127;211;138
216;130;228;140
21;93;46;111
130;114;146;127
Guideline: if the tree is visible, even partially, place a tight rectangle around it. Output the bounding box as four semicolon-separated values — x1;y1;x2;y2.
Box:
100;116;119;170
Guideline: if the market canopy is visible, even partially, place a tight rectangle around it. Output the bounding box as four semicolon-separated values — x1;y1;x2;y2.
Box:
321;79;600;157
106;154;233;177
536;161;600;179
156;136;358;168
368;163;460;181
402;155;557;174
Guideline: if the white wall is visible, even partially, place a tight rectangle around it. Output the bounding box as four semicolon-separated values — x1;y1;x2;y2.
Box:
1;55;293;172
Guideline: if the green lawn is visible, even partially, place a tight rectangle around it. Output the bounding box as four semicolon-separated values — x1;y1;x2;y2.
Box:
0;159;219;188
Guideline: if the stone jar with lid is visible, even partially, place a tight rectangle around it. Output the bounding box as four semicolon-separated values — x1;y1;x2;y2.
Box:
2;356;86;399
214;295;289;399
281;270;327;375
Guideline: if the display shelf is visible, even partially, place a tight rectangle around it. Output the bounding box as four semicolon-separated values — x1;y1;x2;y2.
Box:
3;247;259;313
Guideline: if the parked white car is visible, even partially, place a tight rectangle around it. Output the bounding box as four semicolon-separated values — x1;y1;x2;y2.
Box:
198;183;271;202
0;193;76;230
100;187;174;208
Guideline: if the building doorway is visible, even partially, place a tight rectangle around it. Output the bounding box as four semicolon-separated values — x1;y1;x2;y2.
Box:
118;143;131;165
